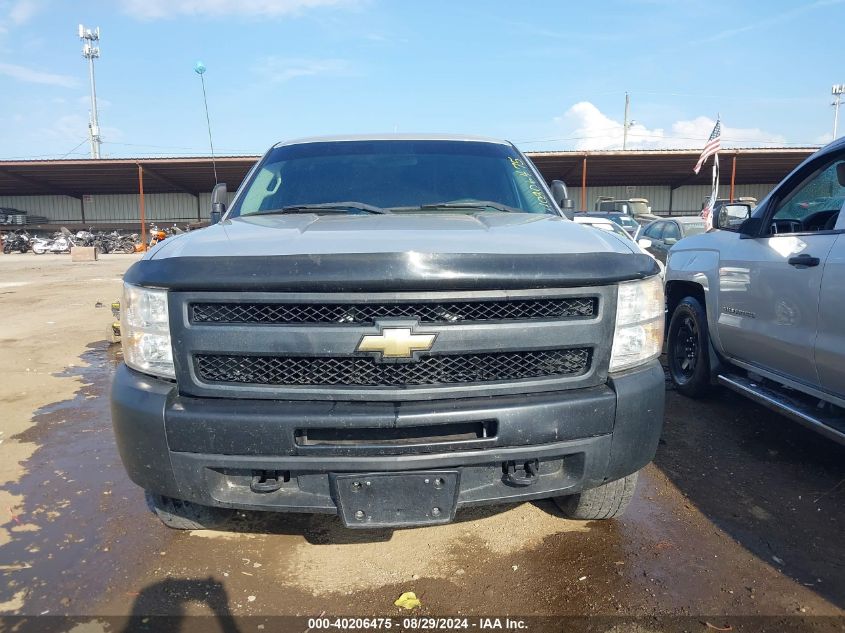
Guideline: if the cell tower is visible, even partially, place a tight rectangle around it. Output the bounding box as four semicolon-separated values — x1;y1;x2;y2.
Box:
79;24;102;159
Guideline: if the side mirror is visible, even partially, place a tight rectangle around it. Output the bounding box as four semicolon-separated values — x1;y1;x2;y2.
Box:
550;180;574;220
714;203;752;232
637;238;652;248
210;182;227;224
663;237;678;246
550;180;568;205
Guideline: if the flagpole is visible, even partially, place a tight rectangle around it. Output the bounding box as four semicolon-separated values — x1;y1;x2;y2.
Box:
708;153;719;230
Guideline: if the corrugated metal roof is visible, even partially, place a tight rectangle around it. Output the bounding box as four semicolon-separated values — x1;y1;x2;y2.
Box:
0;147;819;197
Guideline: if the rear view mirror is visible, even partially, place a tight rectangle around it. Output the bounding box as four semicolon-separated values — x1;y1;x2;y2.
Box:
637;238;652;248
210;182;227;224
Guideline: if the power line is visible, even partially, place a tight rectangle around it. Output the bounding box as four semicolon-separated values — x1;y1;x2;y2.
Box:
59;139;90;159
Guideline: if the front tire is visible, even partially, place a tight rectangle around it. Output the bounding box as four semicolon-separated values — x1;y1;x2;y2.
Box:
667;296;711;397
553;472;639;520
145;491;234;530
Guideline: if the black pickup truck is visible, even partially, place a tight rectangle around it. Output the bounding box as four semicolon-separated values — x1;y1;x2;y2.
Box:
111;135;665;530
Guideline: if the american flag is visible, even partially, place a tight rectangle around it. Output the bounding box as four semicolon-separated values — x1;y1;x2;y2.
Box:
697;119;721;229
693;120;721;175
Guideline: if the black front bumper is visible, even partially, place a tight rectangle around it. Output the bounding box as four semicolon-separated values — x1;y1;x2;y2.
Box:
110;360;664;523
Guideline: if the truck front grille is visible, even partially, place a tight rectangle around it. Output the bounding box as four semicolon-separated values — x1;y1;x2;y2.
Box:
191;297;597;325
195;348;592;387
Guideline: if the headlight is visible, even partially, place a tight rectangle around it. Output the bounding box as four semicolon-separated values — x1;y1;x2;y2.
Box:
121;283;175;379
609;275;664;372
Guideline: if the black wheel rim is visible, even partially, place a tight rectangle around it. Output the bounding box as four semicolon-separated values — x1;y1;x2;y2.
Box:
671;315;699;384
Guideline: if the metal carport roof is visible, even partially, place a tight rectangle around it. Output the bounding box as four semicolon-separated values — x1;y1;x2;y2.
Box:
0;148;818;198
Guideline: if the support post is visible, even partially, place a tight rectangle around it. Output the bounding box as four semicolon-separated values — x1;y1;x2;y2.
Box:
580;156;587;211
138;164;147;250
730;154;737;202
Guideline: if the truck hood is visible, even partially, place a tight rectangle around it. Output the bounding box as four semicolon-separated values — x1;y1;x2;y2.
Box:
127;212;660;292
151;212;636;259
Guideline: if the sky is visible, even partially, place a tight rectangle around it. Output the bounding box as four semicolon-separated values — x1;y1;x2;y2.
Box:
0;0;843;160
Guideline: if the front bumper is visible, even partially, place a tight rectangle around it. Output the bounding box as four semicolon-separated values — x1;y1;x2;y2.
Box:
111;360;664;521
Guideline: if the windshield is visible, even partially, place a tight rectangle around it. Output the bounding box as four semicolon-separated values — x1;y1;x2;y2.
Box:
229;140;556;217
586;221;633;241
610;215;639;230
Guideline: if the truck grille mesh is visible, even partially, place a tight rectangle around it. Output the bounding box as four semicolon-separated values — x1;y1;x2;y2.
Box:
195;348;592;387
191;297;597;325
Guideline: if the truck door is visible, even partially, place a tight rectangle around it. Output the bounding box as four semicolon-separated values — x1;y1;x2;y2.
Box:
716;154;844;388
815;231;845;396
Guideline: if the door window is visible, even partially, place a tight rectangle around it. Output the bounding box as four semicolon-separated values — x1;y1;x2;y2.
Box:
643;222;663;239
770;156;845;234
662;222;681;242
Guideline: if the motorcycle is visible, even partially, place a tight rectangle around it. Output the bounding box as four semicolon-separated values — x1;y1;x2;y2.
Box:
2;229;32;253
148;224;168;248
31;227;76;255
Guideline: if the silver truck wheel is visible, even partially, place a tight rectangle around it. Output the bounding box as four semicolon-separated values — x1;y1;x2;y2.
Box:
145;491;234;530
667;296;711;397
553;471;638;520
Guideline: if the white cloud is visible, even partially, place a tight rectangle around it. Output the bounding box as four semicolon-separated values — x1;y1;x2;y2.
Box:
0;61;78;87
7;0;41;25
557;101;785;150
0;0;41;35
119;0;361;20
38;113;122;145
252;56;353;83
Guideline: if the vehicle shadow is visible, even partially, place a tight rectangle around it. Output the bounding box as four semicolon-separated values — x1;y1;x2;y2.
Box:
654;385;845;608
209;501;524;544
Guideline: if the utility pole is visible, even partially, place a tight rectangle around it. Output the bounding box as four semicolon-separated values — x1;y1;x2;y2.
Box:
622;91;630;150
833;84;845;140
79;24;102;159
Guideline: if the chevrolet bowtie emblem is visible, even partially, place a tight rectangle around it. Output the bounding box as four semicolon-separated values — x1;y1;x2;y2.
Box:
357;328;436;359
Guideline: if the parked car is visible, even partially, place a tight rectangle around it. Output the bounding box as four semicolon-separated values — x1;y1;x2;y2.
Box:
638;217;708;264
594;197;659;225
575;215;664;277
112;134;665;530
581;211;642;238
664;137;845;445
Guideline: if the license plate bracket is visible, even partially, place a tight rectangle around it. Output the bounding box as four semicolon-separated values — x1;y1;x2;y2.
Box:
332;471;460;528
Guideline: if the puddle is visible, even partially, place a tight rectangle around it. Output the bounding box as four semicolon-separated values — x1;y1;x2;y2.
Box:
0;342;165;615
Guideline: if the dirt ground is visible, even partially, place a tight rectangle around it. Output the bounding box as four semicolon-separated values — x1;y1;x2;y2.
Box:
0;253;843;628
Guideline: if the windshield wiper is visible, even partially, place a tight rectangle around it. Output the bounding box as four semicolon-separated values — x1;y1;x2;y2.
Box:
251;202;391;216
392;200;526;214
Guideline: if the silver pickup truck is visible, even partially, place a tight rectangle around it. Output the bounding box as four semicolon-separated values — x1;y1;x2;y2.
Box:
664;137;845;444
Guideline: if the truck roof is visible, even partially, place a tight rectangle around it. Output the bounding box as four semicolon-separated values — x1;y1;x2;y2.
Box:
273;133;512;148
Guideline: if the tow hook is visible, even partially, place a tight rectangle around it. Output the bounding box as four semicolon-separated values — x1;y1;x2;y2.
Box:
503;459;540;487
250;470;287;493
